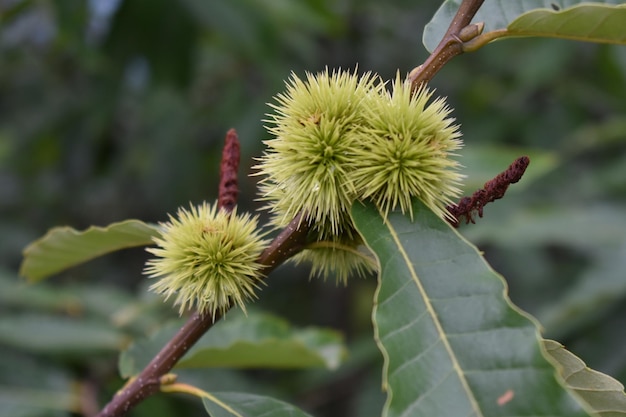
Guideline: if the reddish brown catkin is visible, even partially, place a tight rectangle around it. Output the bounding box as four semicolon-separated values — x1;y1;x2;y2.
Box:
218;128;241;213
447;156;530;227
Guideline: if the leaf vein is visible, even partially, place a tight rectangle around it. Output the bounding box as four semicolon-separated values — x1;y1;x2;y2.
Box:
384;212;484;417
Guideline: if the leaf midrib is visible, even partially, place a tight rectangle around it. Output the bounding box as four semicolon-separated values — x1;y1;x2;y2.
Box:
383;213;484;417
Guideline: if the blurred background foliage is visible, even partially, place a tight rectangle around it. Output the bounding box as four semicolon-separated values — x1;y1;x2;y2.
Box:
1;0;625;416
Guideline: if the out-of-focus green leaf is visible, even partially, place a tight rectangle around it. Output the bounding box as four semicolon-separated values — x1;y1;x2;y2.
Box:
0;315;127;354
540;242;626;337
105;0;199;87
0;269;82;312
20;219;160;282
0;386;78;417
352;199;591;417
0;347;76;417
119;311;346;378
508;4;626;45
180;0;337;65
460;145;557;192
0;0;35;25
0;270;168;336
202;392;314;417
1;268;131;315
118;319;181;378
423;0;625;52
570;117;626;151
545;340;626;416
179;319;345;370
465;205;626;248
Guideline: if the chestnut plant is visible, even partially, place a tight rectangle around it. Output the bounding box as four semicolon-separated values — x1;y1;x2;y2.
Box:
18;1;626;417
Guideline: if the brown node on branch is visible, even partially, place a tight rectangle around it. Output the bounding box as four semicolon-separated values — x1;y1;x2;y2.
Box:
447;156;530;227
218;128;241;213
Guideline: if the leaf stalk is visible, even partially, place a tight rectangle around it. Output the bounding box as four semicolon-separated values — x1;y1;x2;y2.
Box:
409;0;486;89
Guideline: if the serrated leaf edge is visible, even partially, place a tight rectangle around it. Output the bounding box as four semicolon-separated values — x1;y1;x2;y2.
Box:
20;219;160;281
544;339;626;416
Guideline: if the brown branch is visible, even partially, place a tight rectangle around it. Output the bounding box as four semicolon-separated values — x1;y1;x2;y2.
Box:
96;213;310;417
96;130;310;417
409;0;485;90
257;212;309;272
446;156;530;227
96;2;491;414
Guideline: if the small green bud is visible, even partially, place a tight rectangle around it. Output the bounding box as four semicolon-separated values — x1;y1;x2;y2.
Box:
144;202;268;318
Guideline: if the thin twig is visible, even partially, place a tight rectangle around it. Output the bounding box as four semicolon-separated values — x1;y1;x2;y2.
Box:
96;217;310;417
96;131;309;417
96;2;491;414
446;156;530;227
409;0;485;89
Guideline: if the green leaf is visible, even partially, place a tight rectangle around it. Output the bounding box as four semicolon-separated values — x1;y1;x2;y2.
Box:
465;205;626;249
0;268;83;312
0;386;78;417
0;268;137;316
0;315;127;354
202;392;314;417
20;219;160;282
540;243;626;337
545;340;626;416
179;314;346;370
0;347;77;416
119;311;346;377
423;0;626;52
508;4;626;44
351;199;592;417
460;145;557;193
